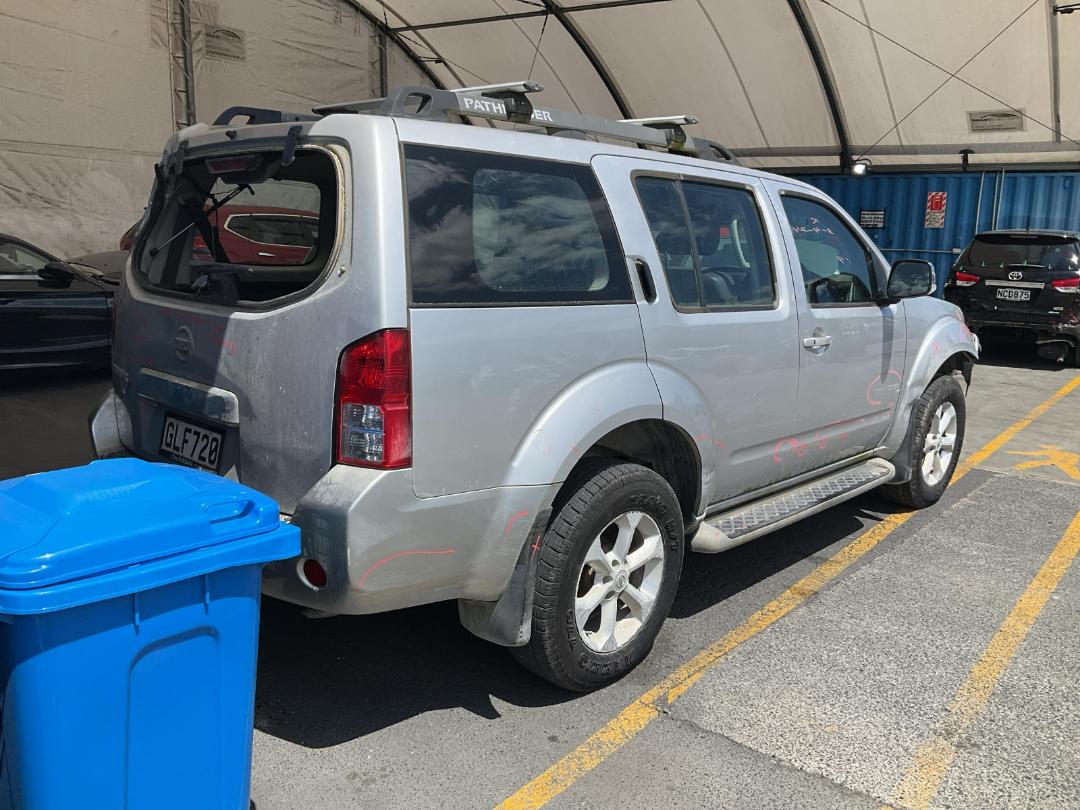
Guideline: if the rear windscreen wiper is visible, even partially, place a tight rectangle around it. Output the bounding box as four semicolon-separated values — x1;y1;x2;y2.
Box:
1005;261;1046;269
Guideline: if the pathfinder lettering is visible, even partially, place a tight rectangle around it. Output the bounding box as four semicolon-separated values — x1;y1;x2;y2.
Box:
461;95;553;123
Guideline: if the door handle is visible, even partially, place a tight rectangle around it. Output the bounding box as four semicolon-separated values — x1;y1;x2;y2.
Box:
802;335;832;349
634;257;656;303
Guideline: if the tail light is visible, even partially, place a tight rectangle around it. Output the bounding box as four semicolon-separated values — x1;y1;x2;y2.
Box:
953;271;980;287
1051;276;1080;294
334;329;411;468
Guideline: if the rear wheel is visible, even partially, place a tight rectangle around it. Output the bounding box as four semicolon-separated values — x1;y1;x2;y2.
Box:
511;460;684;692
882;374;966;508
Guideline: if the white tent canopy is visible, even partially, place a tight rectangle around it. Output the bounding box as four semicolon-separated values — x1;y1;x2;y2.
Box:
359;0;1080;170
0;0;1076;257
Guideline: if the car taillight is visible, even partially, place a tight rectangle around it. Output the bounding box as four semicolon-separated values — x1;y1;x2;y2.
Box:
191;234;212;263
953;271;980;287
334;329;411;468
1051;276;1080;293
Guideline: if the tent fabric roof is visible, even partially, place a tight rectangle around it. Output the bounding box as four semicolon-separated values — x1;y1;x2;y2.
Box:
356;0;1080;169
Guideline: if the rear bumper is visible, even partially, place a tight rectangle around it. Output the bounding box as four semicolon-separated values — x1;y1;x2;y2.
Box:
261;465;556;615
88;389;133;458
966;316;1080;345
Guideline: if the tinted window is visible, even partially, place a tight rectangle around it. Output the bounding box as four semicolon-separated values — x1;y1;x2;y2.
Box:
965;236;1080;271
635;177;775;310
782;196;877;305
405;145;630;305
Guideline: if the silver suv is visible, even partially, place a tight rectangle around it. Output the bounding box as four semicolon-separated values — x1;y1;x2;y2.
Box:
91;82;979;691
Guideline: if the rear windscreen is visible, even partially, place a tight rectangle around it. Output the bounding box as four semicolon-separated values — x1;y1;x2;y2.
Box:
132;148;337;305
964;236;1080;271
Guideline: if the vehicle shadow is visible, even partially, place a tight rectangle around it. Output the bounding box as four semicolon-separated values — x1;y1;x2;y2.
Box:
254;597;574;749
254;494;899;749
670;495;887;619
975;339;1072;372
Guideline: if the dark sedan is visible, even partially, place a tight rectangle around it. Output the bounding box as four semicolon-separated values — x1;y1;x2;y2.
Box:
0;234;121;370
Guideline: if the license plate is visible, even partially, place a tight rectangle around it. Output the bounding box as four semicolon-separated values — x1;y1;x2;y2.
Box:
160;414;224;472
996;288;1031;301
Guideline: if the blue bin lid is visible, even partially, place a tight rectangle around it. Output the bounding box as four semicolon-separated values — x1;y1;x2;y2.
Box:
0;458;286;591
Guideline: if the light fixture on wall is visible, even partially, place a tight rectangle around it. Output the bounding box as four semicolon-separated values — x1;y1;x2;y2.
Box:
960;148;975;172
1053;3;1080;13
851;158;872;177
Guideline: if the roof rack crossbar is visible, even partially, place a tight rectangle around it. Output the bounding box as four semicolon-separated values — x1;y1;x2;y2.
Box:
283;81;737;164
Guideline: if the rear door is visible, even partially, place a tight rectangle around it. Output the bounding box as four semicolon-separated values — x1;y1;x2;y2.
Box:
770;186;906;472
110;119;383;513
592;156;800;505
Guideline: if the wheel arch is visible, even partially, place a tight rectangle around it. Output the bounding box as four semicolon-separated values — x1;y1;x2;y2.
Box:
884;322;977;484
560;418;702;531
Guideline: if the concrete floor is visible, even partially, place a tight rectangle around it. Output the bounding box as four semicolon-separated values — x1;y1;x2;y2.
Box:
2;343;1078;810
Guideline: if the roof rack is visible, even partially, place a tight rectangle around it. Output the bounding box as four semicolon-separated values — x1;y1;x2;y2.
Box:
309;81;738;164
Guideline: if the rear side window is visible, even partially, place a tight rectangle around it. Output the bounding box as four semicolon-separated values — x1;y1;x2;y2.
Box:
405;145;630;305
634;176;776;310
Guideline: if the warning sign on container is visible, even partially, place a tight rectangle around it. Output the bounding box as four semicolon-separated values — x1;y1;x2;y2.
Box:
859;209;886;229
925;192;947;229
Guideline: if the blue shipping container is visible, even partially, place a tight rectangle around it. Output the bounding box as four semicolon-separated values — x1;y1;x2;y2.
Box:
791;170;1080;292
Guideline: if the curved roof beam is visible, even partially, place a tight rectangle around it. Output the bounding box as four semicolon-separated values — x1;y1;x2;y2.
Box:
543;1;636;120
786;0;853;171
346;2;452;90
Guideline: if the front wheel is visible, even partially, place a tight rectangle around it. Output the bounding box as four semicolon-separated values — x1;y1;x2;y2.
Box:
511;460;684;692
882;374;966;508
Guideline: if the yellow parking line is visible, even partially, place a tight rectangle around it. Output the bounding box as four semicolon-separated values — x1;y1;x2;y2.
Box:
886;510;1080;810
953;372;1080;478
495;372;1080;810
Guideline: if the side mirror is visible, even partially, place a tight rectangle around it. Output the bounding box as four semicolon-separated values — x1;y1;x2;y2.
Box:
38;261;76;284
886;259;936;300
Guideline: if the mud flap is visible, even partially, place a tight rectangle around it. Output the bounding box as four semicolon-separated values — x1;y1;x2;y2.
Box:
457;507;551;647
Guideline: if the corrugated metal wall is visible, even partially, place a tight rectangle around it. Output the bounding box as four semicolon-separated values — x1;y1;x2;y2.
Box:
792;171;1080;291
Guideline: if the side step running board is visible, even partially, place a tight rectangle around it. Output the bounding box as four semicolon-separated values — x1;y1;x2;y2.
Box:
691;458;896;553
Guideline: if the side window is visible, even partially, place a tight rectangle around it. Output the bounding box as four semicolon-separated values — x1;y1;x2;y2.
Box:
682;182;775;307
405;145;631;305
635;177;776;310
0;241;49;274
635;177;699;307
781;196;878;305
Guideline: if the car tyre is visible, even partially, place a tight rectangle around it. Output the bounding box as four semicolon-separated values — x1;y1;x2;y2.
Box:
882;374;966;509
511;459;684;692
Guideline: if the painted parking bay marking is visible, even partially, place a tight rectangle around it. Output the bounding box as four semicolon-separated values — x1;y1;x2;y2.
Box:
1008;445;1080;480
885;510;1080;810
496;371;1080;810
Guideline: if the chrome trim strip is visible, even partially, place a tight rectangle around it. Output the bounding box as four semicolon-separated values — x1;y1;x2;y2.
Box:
984;279;1045;289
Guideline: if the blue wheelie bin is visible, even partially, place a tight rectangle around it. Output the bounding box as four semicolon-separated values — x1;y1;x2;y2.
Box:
0;458;299;810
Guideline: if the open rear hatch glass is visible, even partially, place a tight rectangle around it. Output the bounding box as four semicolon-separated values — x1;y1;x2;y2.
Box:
131;143;338;307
